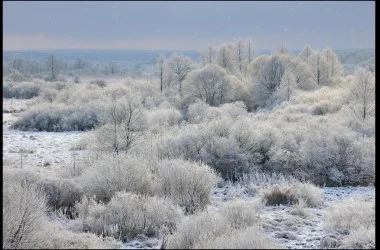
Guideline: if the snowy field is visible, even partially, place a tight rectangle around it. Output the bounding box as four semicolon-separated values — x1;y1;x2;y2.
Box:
3;98;375;249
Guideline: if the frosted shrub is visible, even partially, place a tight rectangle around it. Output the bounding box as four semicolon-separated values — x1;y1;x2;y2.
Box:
3;81;40;99
107;192;183;238
260;181;323;207
37;178;83;218
324;197;375;233
166;208;275;249
41;222;121;249
300;129;375;186
311;100;341;116
11;104;100;131
77;196;110;237
187;100;210;123
219;101;248;119
340;226;375;249
193;226;279;249
3;179;118;249
293;182;324;207
90;79;107;87
202;133;250;181
80;156;154;202
220;199;263;229
146;108;182;132
5;69;28;82
3;168;41;185
155;159;219;214
79;192;183;239
3;181;47;249
39;87;59;103
322;197;375;249
165;212;229;249
261;184;297;206
290;199;310;218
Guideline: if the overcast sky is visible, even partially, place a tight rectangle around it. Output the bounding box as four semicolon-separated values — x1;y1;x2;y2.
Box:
3;1;375;51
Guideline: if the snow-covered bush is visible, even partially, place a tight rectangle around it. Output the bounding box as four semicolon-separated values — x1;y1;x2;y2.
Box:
39;87;59;103
11;103;100;131
37;178;83;218
324;197;375;233
164;212;229;249
42;222;121;249
78;192;183;239
260;181;323;207
220;199;263;229
293;182;324;208
290;199;310;218
3;81;41;99
154;159;219;214
90;79;107;87
340;226;375;249
108;192;183;238
80;156;154;202
3;168;41;185
5;69;28;82
261;184;297;206
187;100;210;123
165;199;272;249
3;181;47;249
322;196;375;249
193;226;279;249
146;107;182;132
299;129;375;186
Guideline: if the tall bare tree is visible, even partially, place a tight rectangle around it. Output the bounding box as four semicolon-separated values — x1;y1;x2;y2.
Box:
167;53;193;97
46;54;60;81
246;40;256;65
349;67;375;121
235;39;244;72
200;45;217;66
155;54;166;92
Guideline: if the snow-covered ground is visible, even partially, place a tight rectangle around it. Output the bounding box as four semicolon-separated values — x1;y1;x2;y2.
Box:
209;184;375;249
3;99;88;177
3;98;375;249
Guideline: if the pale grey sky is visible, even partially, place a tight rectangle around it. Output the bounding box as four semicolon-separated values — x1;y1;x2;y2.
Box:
3;1;375;51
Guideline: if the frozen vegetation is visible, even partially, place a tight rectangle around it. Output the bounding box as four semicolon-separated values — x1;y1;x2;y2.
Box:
2;41;375;249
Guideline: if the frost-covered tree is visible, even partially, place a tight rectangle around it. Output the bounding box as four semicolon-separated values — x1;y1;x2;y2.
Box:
166;53;194;97
200;45;217;66
155;54;166;92
107;62;119;75
97;95;145;155
277;69;297;102
280;55;314;90
216;44;235;74
348;67;375;121
73;58;89;70
234;39;245;73
46;54;60;81
183;64;231;106
322;48;343;83
276;44;291;55
298;44;315;62
311;53;329;86
257;55;285;93
246;40;256;65
248;55;271;81
9;56;24;72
